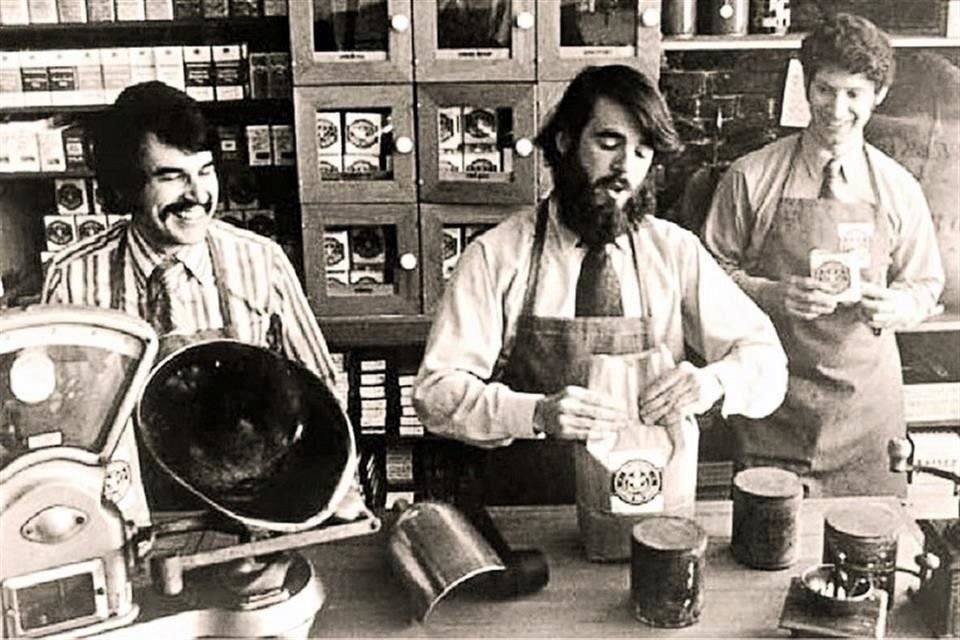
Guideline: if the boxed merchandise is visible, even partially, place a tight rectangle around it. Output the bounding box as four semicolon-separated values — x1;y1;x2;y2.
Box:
57;0;88;22
247;52;270;99
74;214;108;239
101;48;132;103
183;45;214;102
46;50;79;107
38;126;68;172
173;0;202;18
360;359;387;372
437;107;463;151
262;0;285;16
62;126;89;171
267;52;290;98
323;229;349;274
270;124;295;166
439;149;463;176
349;226;385;266
0;52;23;108
26;0;58;23
154;46;185;90
245;124;272;166
114;0;146;21
344;112;382;156
228;0;257;17
212;44;245;101
44;215;76;251
55;178;89;214
0;0;29;24
145;0;174;19
317;155;342;180
216;125;245;164
4;123;41;172
85;0;116;21
129;47;156;85
462;107;497;144
463;144;500;174
200;0;227;18
810;249;862;304
75;49;103;105
314;112;342;156
342;155;380;178
90;179;104;212
19;51;50;107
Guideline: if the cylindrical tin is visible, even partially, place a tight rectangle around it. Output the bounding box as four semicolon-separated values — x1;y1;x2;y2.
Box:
731;467;803;569
822;504;899;608
702;0;749;35
662;0;697;36
631;516;708;628
749;0;791;35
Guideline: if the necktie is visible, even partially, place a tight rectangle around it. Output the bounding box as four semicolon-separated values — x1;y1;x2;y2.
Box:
146;258;182;334
575;244;624;317
819;158;842;200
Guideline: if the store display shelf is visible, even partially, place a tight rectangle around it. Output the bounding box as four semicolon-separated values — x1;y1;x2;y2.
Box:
663;34;960;51
320;314;433;350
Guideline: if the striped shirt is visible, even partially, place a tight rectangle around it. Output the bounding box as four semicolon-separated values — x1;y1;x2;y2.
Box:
42;220;337;386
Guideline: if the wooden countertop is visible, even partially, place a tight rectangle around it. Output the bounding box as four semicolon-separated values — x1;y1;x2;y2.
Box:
303;497;934;638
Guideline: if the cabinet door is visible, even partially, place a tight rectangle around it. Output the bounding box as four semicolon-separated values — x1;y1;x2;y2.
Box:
412;0;536;82
420;203;518;313
294;85;417;204
302;204;420;316
417;82;536;205
290;0;414;85
537;0;662;82
535;81;569;201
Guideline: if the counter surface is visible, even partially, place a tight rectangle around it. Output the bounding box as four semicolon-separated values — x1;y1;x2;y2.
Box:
304;497;934;637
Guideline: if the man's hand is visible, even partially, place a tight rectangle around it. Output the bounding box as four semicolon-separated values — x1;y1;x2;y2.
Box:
533;386;628;441
858;283;918;331
779;275;837;320
639;362;723;426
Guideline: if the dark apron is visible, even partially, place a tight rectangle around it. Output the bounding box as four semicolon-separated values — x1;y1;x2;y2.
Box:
476;201;652;505
109;231;244;509
730;139;906;497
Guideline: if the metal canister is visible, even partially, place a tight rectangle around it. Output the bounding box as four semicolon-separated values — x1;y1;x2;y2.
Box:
731;467;803;569
631;516;708;628
822;503;899;607
749;0;791;35
702;0;749;35
662;0;697;37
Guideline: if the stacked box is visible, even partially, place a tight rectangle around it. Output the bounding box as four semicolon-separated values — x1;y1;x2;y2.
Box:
245;124;272;166
75;214;108;239
248;52;270;99
85;0;115;21
358;358;388;435
154;46;185;90
0;0;30;24
3;123;41;172
27;0;58;23
315;111;342;179
385;442;416;508
173;0;202;18
38;126;68;172
349;226;386;289
0;52;24;108
212;44;245;101
47;49;79;106
200;0;227;18
20;51;51;107
75;49;103;105
54;178;89;214
129;47;156;85
228;0;257;17
144;0;173;19
44;215;76;251
101;48;131;103
57;0;88;22
63;125;89;171
324;229;349;292
216;125;245;164
267;52;290;98
262;0;285;16
270;124;295;166
183;45;214;101
329;351;351;407
397;373;424;437
114;0;145;20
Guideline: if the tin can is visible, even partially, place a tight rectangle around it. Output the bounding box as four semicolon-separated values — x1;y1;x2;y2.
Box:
822;503;899;607
662;0;697;36
749;0;791;35
702;0;749;35
631;516;708;628
731;467;803;569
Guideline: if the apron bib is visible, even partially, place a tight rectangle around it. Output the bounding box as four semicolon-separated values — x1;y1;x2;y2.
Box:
731;139;906;497
478;202;651;505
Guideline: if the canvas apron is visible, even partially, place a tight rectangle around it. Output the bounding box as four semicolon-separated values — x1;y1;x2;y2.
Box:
731;139;906;497
476;201;652;505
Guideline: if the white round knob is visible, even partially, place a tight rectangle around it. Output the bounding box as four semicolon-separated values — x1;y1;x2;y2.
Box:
394;136;414;154
514;138;534;158
390;14;410;32
719;3;734;19
515;11;534;30
399;253;418;271
640;8;660;27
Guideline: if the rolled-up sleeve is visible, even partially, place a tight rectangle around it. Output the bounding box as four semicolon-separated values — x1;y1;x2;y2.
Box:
683;239;788;419
413;241;542;447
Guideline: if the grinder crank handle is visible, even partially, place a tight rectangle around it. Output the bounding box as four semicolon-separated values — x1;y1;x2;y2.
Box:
464;506;549;598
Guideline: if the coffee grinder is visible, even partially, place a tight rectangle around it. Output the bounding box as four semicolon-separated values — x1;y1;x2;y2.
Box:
0;306;379;639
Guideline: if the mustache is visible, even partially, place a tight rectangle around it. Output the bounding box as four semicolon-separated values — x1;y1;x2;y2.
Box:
160;198;213;220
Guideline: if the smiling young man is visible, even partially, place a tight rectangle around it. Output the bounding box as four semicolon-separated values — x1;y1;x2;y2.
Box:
702;14;944;497
414;65;787;506
41;82;366;516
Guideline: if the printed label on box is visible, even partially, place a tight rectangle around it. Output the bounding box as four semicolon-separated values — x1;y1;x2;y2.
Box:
38;127;68;172
154;46;186;90
58;0;88;22
129;47;157;84
55;178;89;213
229;0;258;17
45;215;76;250
270;124;295;166
342;155;381;178
0;0;30;24
248;53;270;99
212;44;245;101
324;230;349;272
26;0;58;23
115;0;147;21
463;145;501;174
200;0;228;17
810;249;861;304
344;112;382;156
174;0;203;18
75;50;104;104
315;112;342;156
463;107;497;144
438;107;463;151
183;45;214;101
75;215;108;239
86;0;116;21
0;52;24;108
245;124;272;165
267;52;290;98
145;0;174;19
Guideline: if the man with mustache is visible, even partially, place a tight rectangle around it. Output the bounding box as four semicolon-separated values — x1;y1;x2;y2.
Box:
702;14;944;497
414;65;788;506
41;82;365;518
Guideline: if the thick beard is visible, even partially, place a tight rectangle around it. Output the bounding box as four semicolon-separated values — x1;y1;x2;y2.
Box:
554;154;647;248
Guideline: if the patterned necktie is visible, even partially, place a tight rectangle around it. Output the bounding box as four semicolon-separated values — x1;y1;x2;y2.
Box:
145;258;181;334
819;158;842;200
575;244;624;317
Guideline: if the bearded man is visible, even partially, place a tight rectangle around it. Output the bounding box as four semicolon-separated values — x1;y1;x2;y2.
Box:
413;65;788;505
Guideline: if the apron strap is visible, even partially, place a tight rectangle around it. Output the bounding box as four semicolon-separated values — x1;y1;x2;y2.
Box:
490;199;550;378
205;234;235;333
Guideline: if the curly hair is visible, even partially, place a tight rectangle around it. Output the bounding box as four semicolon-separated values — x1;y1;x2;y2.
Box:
93;81;212;214
535;65;681;176
799;12;895;91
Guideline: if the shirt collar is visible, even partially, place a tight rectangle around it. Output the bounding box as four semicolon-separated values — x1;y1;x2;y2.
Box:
547;194;632;253
800;129;864;182
127;223;214;286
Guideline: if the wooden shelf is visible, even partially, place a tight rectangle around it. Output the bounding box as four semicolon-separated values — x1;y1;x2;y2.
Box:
319;314;432;350
663;34;960;51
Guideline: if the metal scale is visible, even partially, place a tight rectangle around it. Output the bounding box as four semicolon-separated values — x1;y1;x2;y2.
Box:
0;306;380;639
